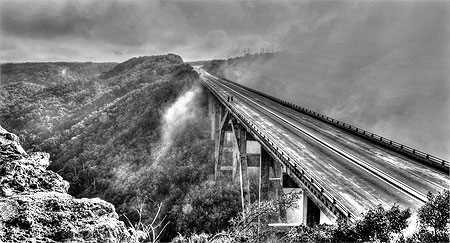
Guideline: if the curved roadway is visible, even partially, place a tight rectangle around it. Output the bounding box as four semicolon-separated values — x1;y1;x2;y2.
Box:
197;67;449;218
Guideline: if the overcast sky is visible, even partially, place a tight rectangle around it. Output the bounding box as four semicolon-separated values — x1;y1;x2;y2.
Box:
1;0;308;62
1;0;448;62
1;0;449;157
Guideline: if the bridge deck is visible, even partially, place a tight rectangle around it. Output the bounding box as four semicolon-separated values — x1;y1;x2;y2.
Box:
198;68;449;218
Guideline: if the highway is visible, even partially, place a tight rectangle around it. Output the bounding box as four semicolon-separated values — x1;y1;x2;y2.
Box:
196;67;449;218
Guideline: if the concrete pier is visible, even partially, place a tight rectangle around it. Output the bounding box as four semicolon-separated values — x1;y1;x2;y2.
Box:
208;90;333;226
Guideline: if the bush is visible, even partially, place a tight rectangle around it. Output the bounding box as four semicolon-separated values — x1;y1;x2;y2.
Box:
170;181;241;236
283;204;410;242
207;192;301;243
209;199;410;243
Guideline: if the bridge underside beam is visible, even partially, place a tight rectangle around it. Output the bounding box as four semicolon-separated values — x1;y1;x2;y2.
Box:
210;93;251;210
208;91;337;225
214;113;229;180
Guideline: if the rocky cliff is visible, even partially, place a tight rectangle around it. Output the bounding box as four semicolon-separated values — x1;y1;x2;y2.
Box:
0;126;135;242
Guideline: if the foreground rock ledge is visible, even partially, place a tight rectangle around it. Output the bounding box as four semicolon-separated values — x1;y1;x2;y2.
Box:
0;126;135;242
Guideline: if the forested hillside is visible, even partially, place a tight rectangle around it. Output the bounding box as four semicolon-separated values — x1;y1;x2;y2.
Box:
1;62;115;147
0;54;240;241
2;53;449;242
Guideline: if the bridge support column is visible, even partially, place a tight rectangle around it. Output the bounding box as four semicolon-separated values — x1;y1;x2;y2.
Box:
235;124;251;208
208;92;219;141
260;148;271;201
210;103;251;212
260;148;283;201
282;171;335;226
213;117;223;180
260;148;285;222
211;92;233;180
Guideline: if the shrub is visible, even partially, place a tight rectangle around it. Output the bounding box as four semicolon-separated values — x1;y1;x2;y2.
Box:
170;181;241;236
208;192;301;243
214;199;410;243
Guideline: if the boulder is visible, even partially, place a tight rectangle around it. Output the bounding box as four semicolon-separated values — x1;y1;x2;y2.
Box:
0;126;27;162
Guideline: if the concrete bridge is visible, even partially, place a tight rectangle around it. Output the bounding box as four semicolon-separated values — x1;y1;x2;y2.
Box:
195;67;449;226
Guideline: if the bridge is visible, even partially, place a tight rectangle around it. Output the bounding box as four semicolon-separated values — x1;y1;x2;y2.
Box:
195;67;449;225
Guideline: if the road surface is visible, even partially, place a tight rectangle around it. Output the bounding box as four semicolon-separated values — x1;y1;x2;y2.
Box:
197;67;449;217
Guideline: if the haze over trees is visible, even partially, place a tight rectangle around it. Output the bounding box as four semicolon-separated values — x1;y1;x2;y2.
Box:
1;0;449;241
0;54;240;240
1;54;448;242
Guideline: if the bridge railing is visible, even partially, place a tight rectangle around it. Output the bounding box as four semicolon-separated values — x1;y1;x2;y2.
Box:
217;76;449;173
201;77;357;221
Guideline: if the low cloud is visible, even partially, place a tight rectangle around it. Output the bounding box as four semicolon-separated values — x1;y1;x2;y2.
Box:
157;86;202;160
0;0;301;62
219;1;450;158
1;0;448;157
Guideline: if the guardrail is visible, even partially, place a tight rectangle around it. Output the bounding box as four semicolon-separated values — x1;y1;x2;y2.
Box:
215;75;449;174
200;77;356;220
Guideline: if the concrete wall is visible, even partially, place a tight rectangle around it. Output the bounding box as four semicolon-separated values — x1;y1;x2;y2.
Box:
283;187;333;226
283;188;306;225
320;210;333;225
247;141;261;178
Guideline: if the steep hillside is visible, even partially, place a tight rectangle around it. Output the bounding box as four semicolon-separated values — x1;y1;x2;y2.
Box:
0;55;193;150
1;62;116;86
0;54;227;240
0;62;114;147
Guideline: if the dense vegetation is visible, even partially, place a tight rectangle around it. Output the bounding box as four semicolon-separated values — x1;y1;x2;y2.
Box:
0;55;241;240
2;55;448;242
174;190;449;243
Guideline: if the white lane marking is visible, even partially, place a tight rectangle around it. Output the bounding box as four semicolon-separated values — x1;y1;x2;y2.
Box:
201;74;373;216
203;71;428;203
201;75;361;216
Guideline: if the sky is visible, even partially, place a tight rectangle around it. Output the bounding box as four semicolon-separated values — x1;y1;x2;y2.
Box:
0;0;449;158
214;0;450;158
1;0;309;62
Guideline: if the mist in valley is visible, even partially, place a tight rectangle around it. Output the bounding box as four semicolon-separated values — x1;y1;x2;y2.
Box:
158;86;202;161
218;1;450;159
1;0;449;241
2;0;448;159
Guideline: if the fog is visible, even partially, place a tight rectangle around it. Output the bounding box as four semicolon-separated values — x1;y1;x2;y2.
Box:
157;86;202;160
219;1;450;158
1;0;448;157
0;0;301;62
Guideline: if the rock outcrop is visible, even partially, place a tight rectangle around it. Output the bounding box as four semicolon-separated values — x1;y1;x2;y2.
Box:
0;126;135;242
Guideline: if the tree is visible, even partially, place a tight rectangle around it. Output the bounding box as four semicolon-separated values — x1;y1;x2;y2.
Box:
354;204;411;242
412;190;450;243
418;191;449;232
